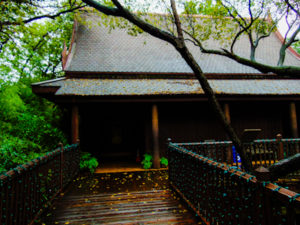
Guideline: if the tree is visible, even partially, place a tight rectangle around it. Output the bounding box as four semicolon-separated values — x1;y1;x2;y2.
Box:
0;0;86;173
80;0;300;172
0;80;67;173
0;0;86;80
0;0;85;52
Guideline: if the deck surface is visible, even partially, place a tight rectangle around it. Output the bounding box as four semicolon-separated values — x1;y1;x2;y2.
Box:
37;171;200;224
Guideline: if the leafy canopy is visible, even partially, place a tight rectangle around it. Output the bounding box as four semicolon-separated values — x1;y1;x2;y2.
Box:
0;0;85;173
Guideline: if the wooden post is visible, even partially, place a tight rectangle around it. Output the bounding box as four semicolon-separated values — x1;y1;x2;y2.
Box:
59;143;64;191
276;134;284;160
224;103;231;123
290;102;298;138
152;104;160;169
71;105;79;144
224;103;232;164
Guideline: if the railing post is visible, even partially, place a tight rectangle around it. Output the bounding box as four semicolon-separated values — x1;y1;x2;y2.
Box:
276;134;284;160
227;143;233;165
59;143;64;191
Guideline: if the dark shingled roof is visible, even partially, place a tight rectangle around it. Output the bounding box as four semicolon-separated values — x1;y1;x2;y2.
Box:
33;13;300;98
64;13;300;74
35;78;300;96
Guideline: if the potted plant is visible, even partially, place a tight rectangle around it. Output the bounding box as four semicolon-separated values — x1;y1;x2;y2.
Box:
141;153;153;169
160;157;168;168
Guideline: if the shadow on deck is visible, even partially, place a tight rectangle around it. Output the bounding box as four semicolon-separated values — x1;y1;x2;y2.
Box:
36;171;201;224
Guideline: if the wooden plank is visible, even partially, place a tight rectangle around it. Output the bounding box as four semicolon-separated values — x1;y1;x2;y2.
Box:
41;189;198;224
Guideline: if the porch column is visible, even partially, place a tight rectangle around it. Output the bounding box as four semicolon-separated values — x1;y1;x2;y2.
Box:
290;102;298;138
71;104;79;144
152;104;160;169
224;103;231;123
224;103;232;164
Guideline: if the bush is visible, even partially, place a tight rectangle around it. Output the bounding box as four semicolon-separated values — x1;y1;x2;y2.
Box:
79;152;99;173
141;153;153;169
0;81;67;173
0;134;43;173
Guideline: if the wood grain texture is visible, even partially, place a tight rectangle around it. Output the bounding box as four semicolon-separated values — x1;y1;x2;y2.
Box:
41;190;199;224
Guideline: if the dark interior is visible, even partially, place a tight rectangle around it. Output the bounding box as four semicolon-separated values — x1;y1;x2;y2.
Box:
78;101;292;165
80;103;148;165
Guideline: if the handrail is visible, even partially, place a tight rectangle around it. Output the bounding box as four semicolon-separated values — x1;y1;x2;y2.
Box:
168;142;300;225
176;137;300;169
0;143;80;225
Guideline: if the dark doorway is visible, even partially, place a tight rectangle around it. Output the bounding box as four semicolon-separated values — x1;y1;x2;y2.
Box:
80;103;146;166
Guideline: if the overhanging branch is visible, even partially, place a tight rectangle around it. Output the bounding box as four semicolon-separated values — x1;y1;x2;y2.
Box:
82;0;178;47
1;5;85;27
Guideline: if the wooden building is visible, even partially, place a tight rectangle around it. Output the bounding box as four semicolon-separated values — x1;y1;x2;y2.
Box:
32;13;300;168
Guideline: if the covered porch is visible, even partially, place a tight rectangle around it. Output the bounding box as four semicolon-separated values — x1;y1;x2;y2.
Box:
32;77;300;169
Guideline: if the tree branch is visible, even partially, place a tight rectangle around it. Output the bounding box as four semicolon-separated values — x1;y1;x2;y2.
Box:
183;28;300;77
278;23;300;66
1;4;85;27
170;0;183;40
221;1;247;29
284;0;300;17
20;31;53;77
82;0;178;46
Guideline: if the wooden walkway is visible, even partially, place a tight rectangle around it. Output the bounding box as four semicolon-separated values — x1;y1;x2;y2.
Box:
40;190;198;224
37;171;200;224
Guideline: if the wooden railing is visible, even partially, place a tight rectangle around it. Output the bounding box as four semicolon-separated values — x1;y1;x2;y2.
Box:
168;143;300;225
0;143;80;225
176;135;300;170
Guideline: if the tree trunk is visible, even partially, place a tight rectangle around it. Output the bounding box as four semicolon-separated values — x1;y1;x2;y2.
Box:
277;45;286;66
267;153;300;180
174;43;252;171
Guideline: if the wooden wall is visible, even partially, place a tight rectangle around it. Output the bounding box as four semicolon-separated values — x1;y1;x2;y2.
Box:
77;100;294;161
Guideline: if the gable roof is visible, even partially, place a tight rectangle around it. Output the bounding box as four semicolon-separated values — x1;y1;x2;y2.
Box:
63;13;300;75
32;12;300;100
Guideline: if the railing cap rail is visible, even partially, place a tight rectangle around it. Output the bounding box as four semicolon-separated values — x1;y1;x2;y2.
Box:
172;137;300;146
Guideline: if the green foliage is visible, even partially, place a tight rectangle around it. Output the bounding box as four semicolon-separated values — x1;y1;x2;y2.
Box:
0;135;42;173
141;153;153;169
0;1;78;174
160;157;168;167
292;41;300;54
0;80;67;173
79;152;99;173
0;0;80;81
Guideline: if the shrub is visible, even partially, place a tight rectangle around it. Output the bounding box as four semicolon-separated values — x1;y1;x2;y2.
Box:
79;152;99;173
0;81;67;173
0;134;42;173
141;153;153;169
